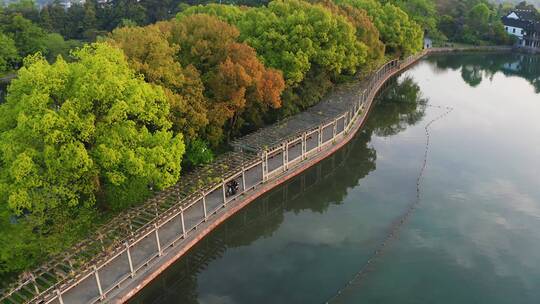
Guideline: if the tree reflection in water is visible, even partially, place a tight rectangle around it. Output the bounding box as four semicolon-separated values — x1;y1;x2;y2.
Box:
426;52;540;92
130;75;428;304
368;76;428;137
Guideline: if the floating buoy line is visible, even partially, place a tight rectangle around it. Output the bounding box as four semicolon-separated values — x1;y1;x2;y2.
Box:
325;104;454;303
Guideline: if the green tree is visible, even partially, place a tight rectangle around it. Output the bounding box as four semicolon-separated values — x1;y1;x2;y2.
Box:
337;0;423;55
111;0;147;29
310;0;384;68
237;0;367;85
0;42;185;215
389;0;445;42
438;14;459;41
434;0;511;45
40;32;82;62
0;32;19;73
468;3;491;29
379;3;424;54
461;3;494;44
142;0;175;23
64;2;86;39
515;1;539;12
45;0;68;36
179;3;247;24
39;5;54;32
183;138;214;169
1;14;47;57
6;0;40;22
82;0;99;40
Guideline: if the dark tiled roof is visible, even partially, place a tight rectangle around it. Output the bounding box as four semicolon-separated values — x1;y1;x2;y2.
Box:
502;16;529;28
502;10;540;33
514;9;540;21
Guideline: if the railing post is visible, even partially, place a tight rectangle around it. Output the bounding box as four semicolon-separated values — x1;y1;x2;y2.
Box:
222;180;227;206
263;151;268;181
302;133;306;159
318;126;322;150
154;224;162;256
126;242;134;277
56;289;64;304
202;193;207;221
30;274;39;295
94;266;104;300
241;167;246;191
180;209;186;238
284;143;288;170
364;89;368;104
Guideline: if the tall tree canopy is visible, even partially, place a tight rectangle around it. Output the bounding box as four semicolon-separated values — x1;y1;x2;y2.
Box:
170;14;285;143
0;14;46;58
386;0;446;41
111;14;285;146
0;12;81;69
235;0;368;85
435;0;513;45
0;31;19;73
181;1;369;86
337;0;423;55
311;0;385;67
179;3;247;24
109;24;208;141
0;42;185;214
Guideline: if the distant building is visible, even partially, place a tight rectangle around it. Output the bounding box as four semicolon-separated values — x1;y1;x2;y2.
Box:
502;9;540;52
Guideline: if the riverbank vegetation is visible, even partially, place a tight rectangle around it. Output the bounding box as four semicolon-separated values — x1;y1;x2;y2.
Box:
0;0;526;286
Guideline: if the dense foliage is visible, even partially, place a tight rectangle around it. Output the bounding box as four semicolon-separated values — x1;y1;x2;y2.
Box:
311;0;385;67
108;24;209;142
336;0;424;54
0;32;19;72
435;0;516;44
0;42;185;273
179;0;373;115
0;2;81;73
110;15;285;145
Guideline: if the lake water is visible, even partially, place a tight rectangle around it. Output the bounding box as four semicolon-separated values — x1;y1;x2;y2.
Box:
131;53;540;304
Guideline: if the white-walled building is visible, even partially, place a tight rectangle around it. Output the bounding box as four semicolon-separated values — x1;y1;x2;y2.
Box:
502;9;540;52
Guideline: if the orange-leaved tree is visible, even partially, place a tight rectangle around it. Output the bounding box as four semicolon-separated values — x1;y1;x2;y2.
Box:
170;14;285;143
109;24;208;141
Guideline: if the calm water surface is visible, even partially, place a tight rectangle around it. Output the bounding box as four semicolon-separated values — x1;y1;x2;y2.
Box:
132;53;540;304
